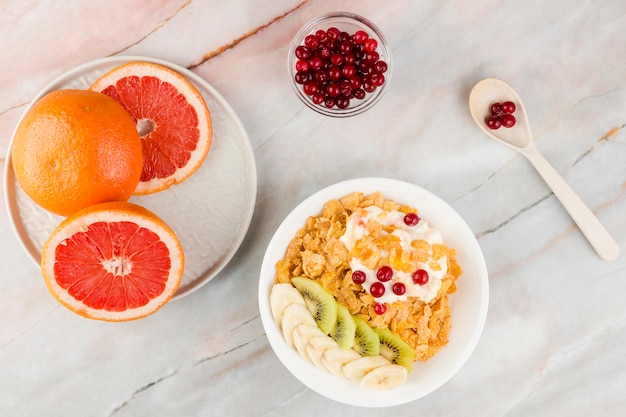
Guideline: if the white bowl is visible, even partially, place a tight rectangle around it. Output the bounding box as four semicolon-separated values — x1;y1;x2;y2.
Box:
258;177;489;407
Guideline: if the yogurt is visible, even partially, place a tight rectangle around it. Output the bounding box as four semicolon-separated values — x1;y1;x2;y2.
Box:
339;206;446;304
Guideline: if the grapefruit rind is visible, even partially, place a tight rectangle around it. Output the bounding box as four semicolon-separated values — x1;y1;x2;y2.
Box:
41;201;184;321
89;61;213;195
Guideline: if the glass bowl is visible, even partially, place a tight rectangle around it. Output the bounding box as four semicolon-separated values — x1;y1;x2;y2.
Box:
288;12;392;118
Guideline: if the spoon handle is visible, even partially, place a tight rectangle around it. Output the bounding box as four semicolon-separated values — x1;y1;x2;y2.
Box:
523;149;619;261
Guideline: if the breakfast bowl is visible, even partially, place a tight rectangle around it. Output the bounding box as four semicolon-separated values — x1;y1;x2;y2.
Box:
287;12;392;117
258;178;489;407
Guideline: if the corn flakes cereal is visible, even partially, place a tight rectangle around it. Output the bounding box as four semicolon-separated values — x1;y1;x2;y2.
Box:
274;191;462;362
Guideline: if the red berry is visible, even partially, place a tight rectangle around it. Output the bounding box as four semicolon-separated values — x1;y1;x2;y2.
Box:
326;27;340;41
501;113;516;128
376;266;393;282
304;34;319;49
374;302;387;315
315;29;328;42
295;45;311;60
486;115;502;130
502;101;516;114
392;282;406;295
370;282;385;298
403;212;420;226
353;30;369;44
364;51;380;63
327;66;342;81
374;60;388;73
353;88;366;100
339;79;352;96
490;102;502;115
330;53;344;66
295;59;309;72
352;270;366;284
308;56;323;70
369;72;385;87
342;64;356;78
326;82;341;97
412;269;429;285
324;97;336;108
364;38;378;52
312;92;325;104
336;96;350;109
302;81;319;96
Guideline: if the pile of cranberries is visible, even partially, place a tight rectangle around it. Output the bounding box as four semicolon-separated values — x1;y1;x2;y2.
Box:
350;212;430;315
293;27;388;110
485;101;516;130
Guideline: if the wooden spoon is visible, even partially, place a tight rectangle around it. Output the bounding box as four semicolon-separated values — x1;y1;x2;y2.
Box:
469;78;619;261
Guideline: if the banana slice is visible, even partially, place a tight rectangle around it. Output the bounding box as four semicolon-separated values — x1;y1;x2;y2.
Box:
281;303;317;347
342;355;391;381
306;335;340;370
360;364;408;390
293;325;326;363
270;283;306;327
321;346;361;378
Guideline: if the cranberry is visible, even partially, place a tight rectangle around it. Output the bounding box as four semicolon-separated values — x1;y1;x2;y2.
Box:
336;96;350;109
330;53;344;66
317;46;331;59
392;282;406;295
486;115;502;130
364;38;378;52
501;113;516;128
295;45;311;60
352;270;366;284
353;30;369;44
339;79;352;96
313;69;328;83
363;79;376;93
328;66;342;81
343;53;356;65
342;64;356;78
315;29;328;43
490;102;502;115
324;97;336;108
364;51;380;63
339;40;353;54
353;88;366;100
376;266;393;282
349;75;362;90
302;81;319;96
304;34;319;49
374;60;388;73
412;269;429;285
369;73;385;87
308;56;323;70
294;71;309;85
312;92;325;105
326;27;340;41
326;83;341;97
295;59;309;72
370;282;385;298
403;212;420;226
374;302;387;315
502;101;516;114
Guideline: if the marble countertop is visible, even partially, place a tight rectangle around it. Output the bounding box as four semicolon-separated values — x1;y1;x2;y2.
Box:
1;1;625;416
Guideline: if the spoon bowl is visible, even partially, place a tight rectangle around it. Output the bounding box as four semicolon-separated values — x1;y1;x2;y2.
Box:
469;78;619;261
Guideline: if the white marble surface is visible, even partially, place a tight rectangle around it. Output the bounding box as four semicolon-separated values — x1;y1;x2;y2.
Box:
1;1;625;415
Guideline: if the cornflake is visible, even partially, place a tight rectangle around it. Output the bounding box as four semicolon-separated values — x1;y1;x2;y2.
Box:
274;191;463;362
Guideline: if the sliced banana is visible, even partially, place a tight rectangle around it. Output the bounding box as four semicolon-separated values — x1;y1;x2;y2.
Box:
306;335;340;370
360;364;408;390
342;355;391;381
281;303;317;347
270;283;306;327
321;346;361;378
293;325;326;363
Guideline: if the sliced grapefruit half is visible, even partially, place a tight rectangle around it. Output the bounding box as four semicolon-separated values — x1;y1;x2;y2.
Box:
41;201;184;321
89;61;212;195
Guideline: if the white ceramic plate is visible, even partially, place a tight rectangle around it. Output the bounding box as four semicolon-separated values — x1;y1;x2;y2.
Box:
4;56;257;300
258;177;488;407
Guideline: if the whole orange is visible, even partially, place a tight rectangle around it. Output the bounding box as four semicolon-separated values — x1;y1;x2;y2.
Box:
11;89;143;216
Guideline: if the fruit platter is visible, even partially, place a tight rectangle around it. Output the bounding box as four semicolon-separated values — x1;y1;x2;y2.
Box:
5;56;257;307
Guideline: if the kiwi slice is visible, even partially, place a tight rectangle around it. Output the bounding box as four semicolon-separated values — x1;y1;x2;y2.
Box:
291;277;337;334
330;302;356;349
352;316;380;356
374;327;414;372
